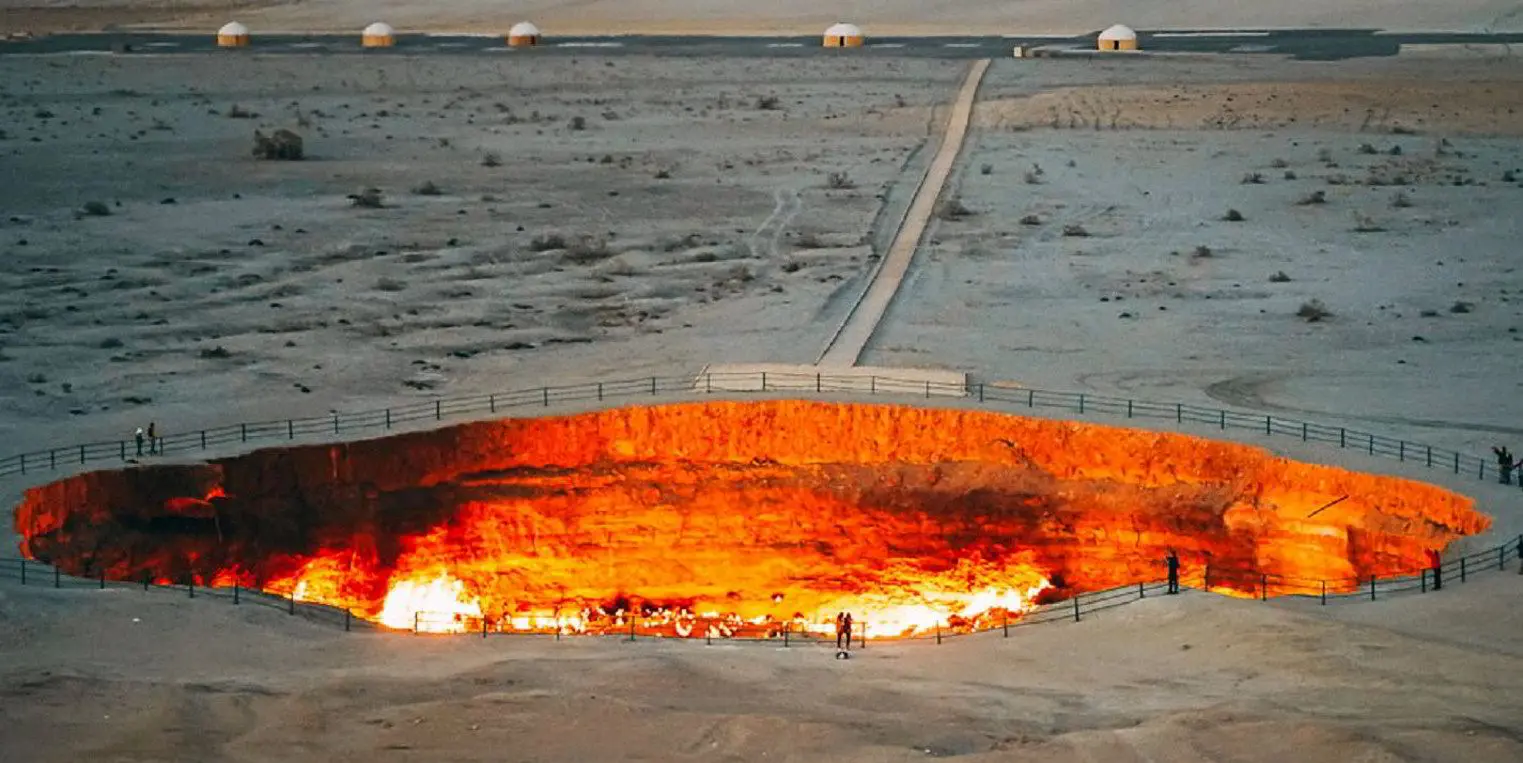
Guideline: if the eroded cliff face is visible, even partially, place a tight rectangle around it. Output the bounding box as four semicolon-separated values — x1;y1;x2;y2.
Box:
12;401;1488;633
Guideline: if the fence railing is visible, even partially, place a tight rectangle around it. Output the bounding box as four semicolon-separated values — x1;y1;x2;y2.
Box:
0;370;1516;488
2;369;1518;644
3;536;1517;645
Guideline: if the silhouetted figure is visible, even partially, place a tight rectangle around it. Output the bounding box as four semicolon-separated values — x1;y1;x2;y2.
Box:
834;612;846;649
1495;446;1515;485
1166;550;1181;594
842;612;854;649
147;422;158;455
1426;548;1443;591
134;426;145;457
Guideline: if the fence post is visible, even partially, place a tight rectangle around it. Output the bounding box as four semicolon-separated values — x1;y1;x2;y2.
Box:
1320;580;1326;605
1501;546;1507;571
761;372;767;391
1002;610;1009;637
650;377;657;395
1203;564;1211;591
783;623;789;647
187;579;193;598
1072;594;1081;622
1460;558;1467;583
1421;568;1427;593
541;388;548;406
345;610;351;632
19;454;24;475
437;400;443;419
978;383;984;403
859;623;866;649
99;571;105;590
414;612;419;634
1027;389;1034;407
234;584;240;604
629;617;636;642
1367;434;1374;455
144;570;150;591
1339;428;1345;448
1453;452;1460;474
1370;575;1376;600
1138;582;1145;599
935;622;942;645
49;450;55;470
333;412;339;434
241;423;247;442
385;409;391;429
287;420;293;439
598;382;604;401
705;374;712;394
82;444;88;464
482;617;488;639
1176;403;1182;423
1265;416;1271;435
119;440;126;460
816;373;822;393
1301;422;1308;442
1219;410;1225;430
1127;400;1133;418
925;381;931;399
201;430;207;449
1479;461;1486;480
1426;446;1432;468
1078;393;1085;414
289;591;296;615
54;566;60;589
1260;573;1267;601
870;376;877;394
1399;441;1405;462
490;394;496;413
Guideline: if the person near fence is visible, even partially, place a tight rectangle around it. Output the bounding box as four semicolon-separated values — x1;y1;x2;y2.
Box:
1426;548;1443;590
134;426;145;457
1166;550;1180;594
147;422;159;455
1494;446;1515;485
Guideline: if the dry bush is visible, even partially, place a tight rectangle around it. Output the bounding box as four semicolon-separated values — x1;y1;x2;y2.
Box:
1223;208;1244;222
1450;300;1474;314
1269;270;1292;283
1297;299;1332;322
1357;143;1378;155
1023;170;1042;185
1061;224;1089;237
561;235;614;265
481;152;502;167
1390;191;1412;208
793;232;830;249
755;95;781;110
1019;214;1041;226
227;104;256;119
375;277;406;292
826;171;855;189
529;233;568;252
1270;158;1289;168
412;180;443;196
980;163;993;175
936;197;973;220
1283;170;1298;180
1316;147;1334;163
349;188;384;208
653;167;672;179
1297;190;1327;205
252;129;303;160
1242;172;1265;185
569;115;587;130
1352;213;1385;233
1191;245;1213;258
80;200;111;217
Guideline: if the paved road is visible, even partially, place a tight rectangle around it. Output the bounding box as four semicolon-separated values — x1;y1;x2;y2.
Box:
818;59;989;367
2;29;1522;60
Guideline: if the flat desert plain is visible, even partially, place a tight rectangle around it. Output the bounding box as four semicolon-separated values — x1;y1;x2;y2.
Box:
2;48;1523;762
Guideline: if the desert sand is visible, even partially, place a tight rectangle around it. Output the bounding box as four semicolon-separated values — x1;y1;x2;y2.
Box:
2;39;1523;763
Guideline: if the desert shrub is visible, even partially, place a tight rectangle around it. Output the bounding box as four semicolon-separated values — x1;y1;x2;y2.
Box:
1357;142;1377;155
1019;214;1041;226
1023;170;1042;185
1390;191;1412;208
199;345;232;358
936;197;972;220
412;180;443;196
80;200;111;217
1297;190;1327;205
653;167;672;179
1192;245;1213;258
375;277;406;292
1352;213;1385;233
1269;158;1289;168
1061;224;1089;237
1268;271;1292;283
227;104;256;119
562;235;613;264
1296;299;1331;322
529;233;568;252
1316;147;1333;163
481;153;502;167
1450;300;1474;313
755;95;781;110
826;171;855;189
980;163;993;175
569;115;587;130
1284;170;1297;180
349;188;384;208
1242;172;1265;185
252;129;303;160
1223;208;1244;222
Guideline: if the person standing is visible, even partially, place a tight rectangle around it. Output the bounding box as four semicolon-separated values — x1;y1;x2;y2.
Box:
1494;446;1515;485
834;612;846;649
147;422;158;455
134;426;145;457
1426;548;1443;591
1166;550;1181;594
841;612;854;650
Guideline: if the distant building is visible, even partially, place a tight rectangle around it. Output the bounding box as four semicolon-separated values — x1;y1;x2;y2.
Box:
508;21;541;48
1097;24;1138;51
217;22;250;48
823;22;864;48
362;22;396;48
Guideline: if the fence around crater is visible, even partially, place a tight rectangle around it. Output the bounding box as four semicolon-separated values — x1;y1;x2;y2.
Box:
1;368;1519;644
0;537;1518;645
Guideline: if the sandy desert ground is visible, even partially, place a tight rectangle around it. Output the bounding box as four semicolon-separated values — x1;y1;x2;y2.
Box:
2;46;1523;762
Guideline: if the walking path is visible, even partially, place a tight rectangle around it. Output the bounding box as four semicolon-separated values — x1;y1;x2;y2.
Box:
815;58;991;367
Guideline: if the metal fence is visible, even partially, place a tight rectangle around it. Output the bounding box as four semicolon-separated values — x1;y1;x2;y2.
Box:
3;536;1517;645
0;370;1515;485
1;369;1518;644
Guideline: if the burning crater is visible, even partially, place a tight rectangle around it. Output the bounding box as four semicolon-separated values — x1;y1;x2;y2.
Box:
14;401;1488;637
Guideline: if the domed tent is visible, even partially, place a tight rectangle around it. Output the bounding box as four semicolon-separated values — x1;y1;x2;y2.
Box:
1097;24;1137;51
823;22;863;48
217;21;250;48
362;22;395;48
508;21;541;47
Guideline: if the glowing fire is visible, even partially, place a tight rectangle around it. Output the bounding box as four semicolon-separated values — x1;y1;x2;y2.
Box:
379;574;483;633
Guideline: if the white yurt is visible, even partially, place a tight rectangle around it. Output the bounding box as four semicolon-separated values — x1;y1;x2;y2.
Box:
362;22;395;48
508;21;541;47
823;22;863;48
1097;24;1137;51
217;21;250;48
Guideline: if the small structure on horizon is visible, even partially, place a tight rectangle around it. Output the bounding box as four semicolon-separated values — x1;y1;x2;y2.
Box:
823;22;864;48
1097;24;1138;51
508;21;541;47
362;22;396;48
217;21;250;48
